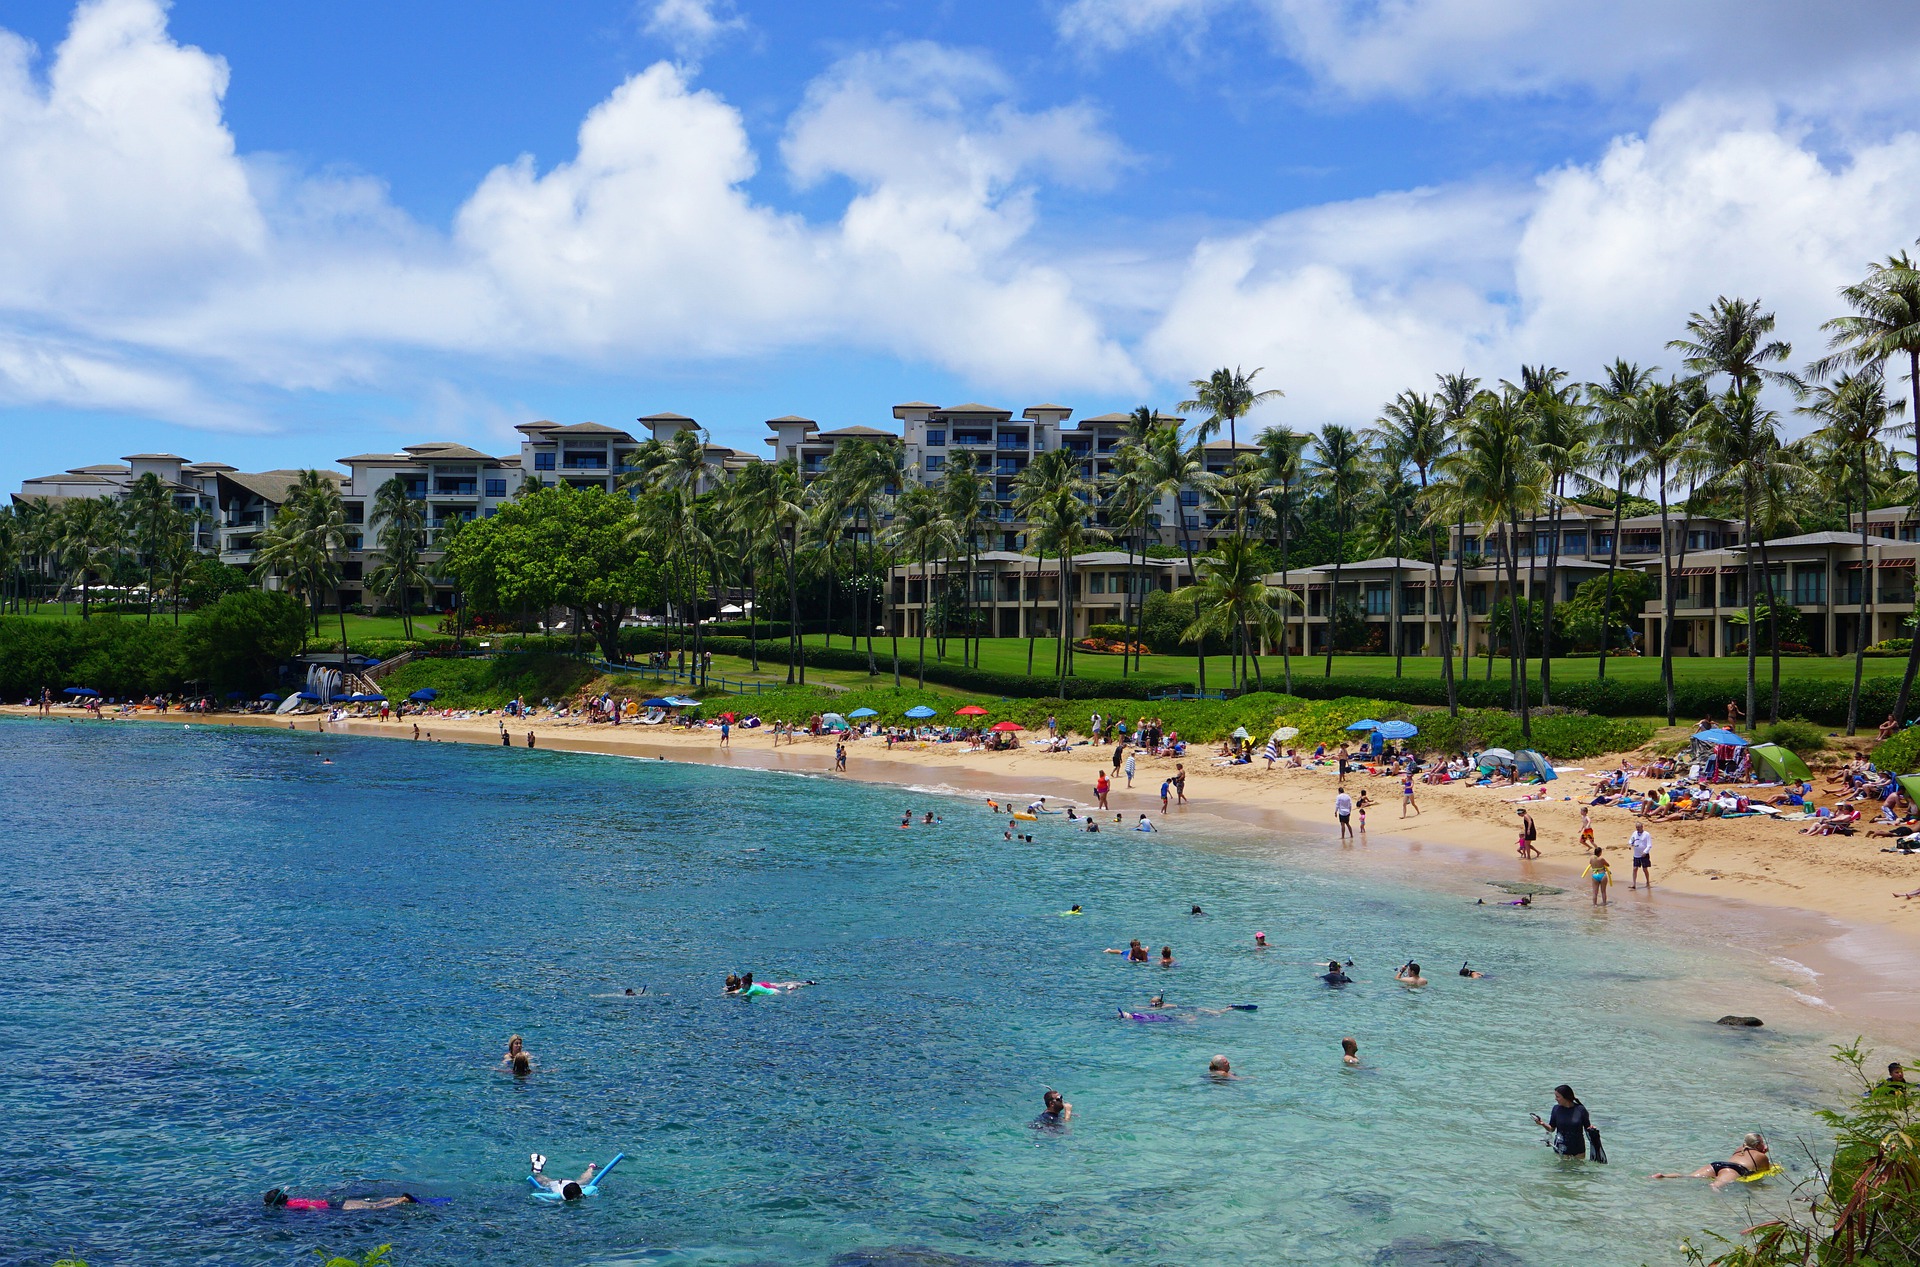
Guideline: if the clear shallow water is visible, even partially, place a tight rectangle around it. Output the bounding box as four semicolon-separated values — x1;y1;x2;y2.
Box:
0;720;1844;1267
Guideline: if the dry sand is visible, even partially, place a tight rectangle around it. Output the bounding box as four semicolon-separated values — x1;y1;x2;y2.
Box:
14;703;1920;1038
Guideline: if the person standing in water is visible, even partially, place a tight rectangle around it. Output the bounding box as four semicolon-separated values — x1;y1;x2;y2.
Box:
1334;787;1355;840
1533;1085;1592;1158
1034;1089;1072;1127
1516;808;1541;858
1628;825;1653;890
1341;1037;1360;1065
1586;848;1612;905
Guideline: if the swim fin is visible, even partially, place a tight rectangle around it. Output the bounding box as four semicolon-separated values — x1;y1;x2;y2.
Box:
1586;1126;1607;1164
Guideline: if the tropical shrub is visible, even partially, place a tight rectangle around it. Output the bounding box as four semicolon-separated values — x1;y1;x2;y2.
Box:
376;653;600;709
1863;638;1912;656
0;616;187;699
181;590;308;695
1754;717;1830;756
1871;725;1920;774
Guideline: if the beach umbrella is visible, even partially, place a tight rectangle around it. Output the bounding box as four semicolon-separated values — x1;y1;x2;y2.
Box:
1691;727;1748;747
224;691;243;699
955;705;989;716
409;688;438;702
822;712;846;724
259;692;282;702
62;687;99;697
1345;719;1381;731
1477;748;1517;767
991;721;1023;732
1375;720;1418;740
294;691;322;702
1749;743;1812;783
1897;775;1920;805
643;698;673;707
1273;726;1300;741
904;705;937;719
667;696;703;707
721;711;737;722
847;708;879;719
1230;726;1251;740
1516;750;1557;782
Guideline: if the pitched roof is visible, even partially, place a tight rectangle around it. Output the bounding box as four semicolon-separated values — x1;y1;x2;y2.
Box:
515;420;560;433
551;421;636;437
69;463;130;475
335;453;412;465
401;442;497;461
636;412;694;423
937;402;1011;416
765;415;817;426
1022;404;1072;418
1076;412;1134;424
815;425;898;438
219;469;342;505
121;453;186;462
181;462;236;473
29;472;115;485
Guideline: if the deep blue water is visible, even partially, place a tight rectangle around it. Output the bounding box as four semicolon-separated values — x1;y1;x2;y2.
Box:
0;720;1842;1267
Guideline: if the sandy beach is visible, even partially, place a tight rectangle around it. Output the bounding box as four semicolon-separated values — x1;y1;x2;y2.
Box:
16;702;1920;1036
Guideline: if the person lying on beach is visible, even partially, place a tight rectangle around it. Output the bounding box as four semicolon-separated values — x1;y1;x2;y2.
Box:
530;1154;597;1200
1394;962;1427;988
1651;1133;1772;1188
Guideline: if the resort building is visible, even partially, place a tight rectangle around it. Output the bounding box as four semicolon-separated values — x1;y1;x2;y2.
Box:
887;551;1193;639
14;453;224;550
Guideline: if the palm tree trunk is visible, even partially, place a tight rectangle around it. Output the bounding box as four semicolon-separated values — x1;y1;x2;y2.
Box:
1657;472;1678;725
1391;517;1404;679
1279;488;1295;694
747;555;760;673
1849;460;1869;736
1024;540;1039;676
1539;484;1562;706
917;557;928;689
1896;344;1920;724
1507;511;1531;738
1758;536;1781;723
1184;537;1207;692
1743;491;1758;733
1598;484;1624;680
1324;545;1343;680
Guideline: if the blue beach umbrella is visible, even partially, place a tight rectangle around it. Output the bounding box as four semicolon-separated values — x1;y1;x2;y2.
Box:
409;688;439;702
666;696;703;707
258;693;282;702
294;691;322;702
847;708;879;718
643;698;674;707
904;705;937;719
1344;719;1381;732
1691;727;1747;747
62;687;99;697
1375;720;1418;740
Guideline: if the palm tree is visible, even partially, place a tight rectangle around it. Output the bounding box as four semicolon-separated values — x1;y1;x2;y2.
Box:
1257;424;1309;693
1814;250;1920;721
1012;449;1080;677
1178;537;1298;690
1437;390;1546;733
1669;296;1797;392
1375;391;1453;695
1584;360;1655;681
1027;487;1100;693
1178;368;1282;540
52;496;126;618
1141;426;1216;691
1631;379;1698;725
1434;372;1481;705
1210;454;1277;684
1799;370;1902;734
1308;424;1364;678
938;451;991;668
1100;442;1156;678
123;472;176;623
888;483;956;689
1695;386;1787;730
369;475;429;639
731;459;809;682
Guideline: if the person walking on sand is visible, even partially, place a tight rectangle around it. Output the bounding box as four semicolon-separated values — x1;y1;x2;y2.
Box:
1125;750;1136;788
719;718;731;748
1586;848;1612;905
1401;770;1420;818
1095;770;1110;810
1173;764;1187;805
1516;808;1541;859
1579;806;1595;850
1628;824;1653;889
1335;787;1355;839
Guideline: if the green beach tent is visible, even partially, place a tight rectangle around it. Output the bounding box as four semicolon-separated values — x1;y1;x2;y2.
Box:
1748;742;1812;784
1896;775;1920;806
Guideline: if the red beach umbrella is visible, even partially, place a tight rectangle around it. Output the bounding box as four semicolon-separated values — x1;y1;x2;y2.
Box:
956;705;989;716
990;720;1023;732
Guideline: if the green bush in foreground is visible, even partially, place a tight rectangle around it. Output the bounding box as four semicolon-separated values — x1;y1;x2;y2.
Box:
377;653;600;709
1684;1042;1917;1266
1872;725;1920;774
1754;717;1831;757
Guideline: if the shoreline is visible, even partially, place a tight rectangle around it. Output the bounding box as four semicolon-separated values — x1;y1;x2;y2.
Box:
14;703;1920;1041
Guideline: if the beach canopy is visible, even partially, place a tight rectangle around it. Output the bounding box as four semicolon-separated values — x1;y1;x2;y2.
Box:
991;720;1023;732
259;692;282;702
1345;719;1381;731
1273;726;1300;741
1375;720;1419;740
1750;742;1812;784
409;688;439;702
956;705;990;716
1230;725;1251;740
847;707;879;719
1477;747;1518;768
294;690;322;701
643;698;673;707
1898;775;1920;806
822;712;846;723
666;696;702;707
1692;727;1748;747
904;705;938;719
1516;750;1557;782
62;687;99;697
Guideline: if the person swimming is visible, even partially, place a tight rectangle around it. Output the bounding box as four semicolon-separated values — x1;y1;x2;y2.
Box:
1159;946;1175;967
265;1188;420;1211
1475;895;1532;907
503;1034;532;1067
1136;814;1158;832
1459;963;1486;978
1322;960;1353;986
510;1052;531;1075
529;1153;596;1201
922;811;938;825
1063;904;1084;915
1341;1037;1360;1065
1033;1089;1072;1128
1208;1055;1235;1079
1395;962;1427;987
1252;931;1269;949
1190;905;1205;915
1105;939;1150;962
1651;1133;1772;1188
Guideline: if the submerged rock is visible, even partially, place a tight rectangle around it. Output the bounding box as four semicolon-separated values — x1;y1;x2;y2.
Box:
1373;1237;1526;1267
1717;1015;1765;1027
831;1249;1034;1267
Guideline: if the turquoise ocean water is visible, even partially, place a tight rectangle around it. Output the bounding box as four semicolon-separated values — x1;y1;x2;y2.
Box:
0;720;1849;1266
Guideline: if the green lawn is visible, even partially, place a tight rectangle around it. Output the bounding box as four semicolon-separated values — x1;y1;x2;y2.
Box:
793;635;1904;687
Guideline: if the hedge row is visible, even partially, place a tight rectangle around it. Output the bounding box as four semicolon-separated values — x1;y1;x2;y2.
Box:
0;618;188;699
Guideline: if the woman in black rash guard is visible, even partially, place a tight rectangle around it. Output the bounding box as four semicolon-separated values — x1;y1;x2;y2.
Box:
1533;1084;1591;1158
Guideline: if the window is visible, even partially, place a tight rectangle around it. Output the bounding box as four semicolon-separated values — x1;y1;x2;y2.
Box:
925;429;945;447
344;503;364;524
1364;584;1389;616
533;451;555;470
1792;569;1826;606
1089;573;1106;594
1178;490;1200;507
1562;531;1586;553
485;478;507;497
924;455;945;472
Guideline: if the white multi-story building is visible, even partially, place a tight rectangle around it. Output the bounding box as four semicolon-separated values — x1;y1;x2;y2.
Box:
14;453;223;550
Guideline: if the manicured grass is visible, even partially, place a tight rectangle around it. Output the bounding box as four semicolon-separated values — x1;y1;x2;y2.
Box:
792;635;1905;688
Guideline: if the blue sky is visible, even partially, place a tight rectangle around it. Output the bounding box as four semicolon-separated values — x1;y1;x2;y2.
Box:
3;0;1918;487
